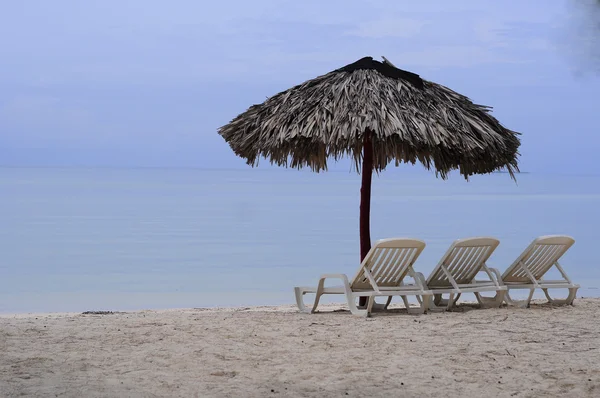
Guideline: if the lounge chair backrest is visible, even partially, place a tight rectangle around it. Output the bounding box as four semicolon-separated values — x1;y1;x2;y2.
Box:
501;235;575;283
350;238;426;290
426;237;500;287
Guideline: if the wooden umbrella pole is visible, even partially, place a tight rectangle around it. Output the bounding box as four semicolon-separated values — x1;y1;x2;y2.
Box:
359;130;373;307
360;130;374;261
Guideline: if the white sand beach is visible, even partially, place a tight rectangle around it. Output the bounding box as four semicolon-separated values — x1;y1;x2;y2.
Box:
1;299;599;397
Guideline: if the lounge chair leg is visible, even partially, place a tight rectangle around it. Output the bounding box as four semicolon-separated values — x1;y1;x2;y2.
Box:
566;288;578;305
433;294;447;307
346;296;369;317
294;279;324;314
433;293;460;310
542;287;579;306
401;295;411;311
505;289;534;308
405;294;431;314
474;290;506;308
446;293;456;311
350;296;375;317
294;288;318;314
421;294;432;313
429;293;459;312
384;296;393;310
366;296;375;317
394;295;428;315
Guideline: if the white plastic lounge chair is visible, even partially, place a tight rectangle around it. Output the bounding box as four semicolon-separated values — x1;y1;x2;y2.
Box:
495;235;579;308
294;238;433;317
425;237;507;311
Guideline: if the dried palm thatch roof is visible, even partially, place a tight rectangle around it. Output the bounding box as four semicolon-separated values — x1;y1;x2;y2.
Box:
218;56;520;179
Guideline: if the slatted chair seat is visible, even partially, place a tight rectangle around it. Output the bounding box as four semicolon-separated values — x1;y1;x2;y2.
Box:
425;237;507;311
498;235;579;308
294;238;433;316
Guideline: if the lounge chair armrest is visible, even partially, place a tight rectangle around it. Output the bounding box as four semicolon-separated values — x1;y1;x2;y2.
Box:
318;274;351;286
315;274;356;294
488;267;504;285
413;271;428;289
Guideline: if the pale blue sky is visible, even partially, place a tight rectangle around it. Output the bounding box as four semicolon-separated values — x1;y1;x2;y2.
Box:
1;0;598;174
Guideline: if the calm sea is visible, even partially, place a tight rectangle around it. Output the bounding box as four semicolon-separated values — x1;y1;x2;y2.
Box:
1;167;598;313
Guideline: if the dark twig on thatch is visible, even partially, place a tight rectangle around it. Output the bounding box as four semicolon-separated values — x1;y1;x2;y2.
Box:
218;56;520;179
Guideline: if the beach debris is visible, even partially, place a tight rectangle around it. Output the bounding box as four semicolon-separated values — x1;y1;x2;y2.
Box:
209;371;237;378
81;311;122;315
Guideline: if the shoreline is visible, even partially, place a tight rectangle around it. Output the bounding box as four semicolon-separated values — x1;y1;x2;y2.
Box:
2;295;600;318
0;304;302;319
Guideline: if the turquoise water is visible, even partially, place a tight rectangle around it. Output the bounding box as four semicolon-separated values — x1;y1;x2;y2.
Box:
1;167;598;313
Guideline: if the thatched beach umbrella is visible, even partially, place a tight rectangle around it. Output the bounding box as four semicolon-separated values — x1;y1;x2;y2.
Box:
218;56;520;298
